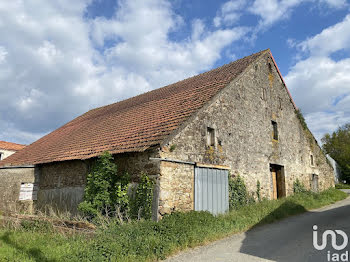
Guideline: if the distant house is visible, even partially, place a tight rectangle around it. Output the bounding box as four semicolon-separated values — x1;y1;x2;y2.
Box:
0;141;26;160
0;49;335;219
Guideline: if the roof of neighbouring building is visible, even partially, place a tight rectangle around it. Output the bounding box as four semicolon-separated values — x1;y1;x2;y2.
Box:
0;49;271;167
0;141;26;151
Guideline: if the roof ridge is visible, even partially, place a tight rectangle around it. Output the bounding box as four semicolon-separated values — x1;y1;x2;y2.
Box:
0;49;269;166
0;140;26;151
88;49;269;113
0;140;26;146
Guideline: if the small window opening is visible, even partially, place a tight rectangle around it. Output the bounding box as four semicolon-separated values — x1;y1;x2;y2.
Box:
279;97;282;110
268;62;272;73
261;87;267;101
272;121;278;140
310;155;314;166
207;127;215;147
0;153;2;160
218;140;222;146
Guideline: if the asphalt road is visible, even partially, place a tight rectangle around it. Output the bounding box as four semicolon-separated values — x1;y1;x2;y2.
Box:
166;196;350;262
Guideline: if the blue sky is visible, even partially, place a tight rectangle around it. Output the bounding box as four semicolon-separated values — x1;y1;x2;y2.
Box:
0;0;350;144
86;0;349;74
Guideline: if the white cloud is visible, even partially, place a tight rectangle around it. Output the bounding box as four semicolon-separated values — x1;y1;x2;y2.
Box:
305;111;350;141
92;0;248;88
286;14;350;141
298;14;350;56
249;0;348;29
321;0;348;8
214;0;246;27
0;0;248;144
0;46;7;64
37;41;62;64
249;0;302;28
286;56;350;113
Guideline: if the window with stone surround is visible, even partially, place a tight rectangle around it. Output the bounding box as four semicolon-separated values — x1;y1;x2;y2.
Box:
207;127;215;147
272;121;278;140
310;154;314;166
261;87;267;101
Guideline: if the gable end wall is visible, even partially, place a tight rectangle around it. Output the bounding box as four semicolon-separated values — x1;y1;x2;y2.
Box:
158;52;334;214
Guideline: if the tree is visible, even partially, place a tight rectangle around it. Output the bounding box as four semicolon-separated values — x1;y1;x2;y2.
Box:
322;124;350;183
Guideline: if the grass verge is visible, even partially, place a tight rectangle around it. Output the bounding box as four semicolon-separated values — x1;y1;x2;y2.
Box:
0;188;347;261
335;183;350;189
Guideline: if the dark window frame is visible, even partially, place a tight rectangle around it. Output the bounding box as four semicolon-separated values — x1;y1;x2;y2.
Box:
272;121;278;140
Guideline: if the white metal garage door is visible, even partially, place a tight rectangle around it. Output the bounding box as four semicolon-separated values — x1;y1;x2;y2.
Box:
194;166;229;215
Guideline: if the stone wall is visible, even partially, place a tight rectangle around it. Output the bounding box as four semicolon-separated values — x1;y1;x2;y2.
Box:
159;51;334;207
36;150;161;215
158;161;194;216
114;150;160;181
37;160;88;214
114;150;161;220
0;166;36;213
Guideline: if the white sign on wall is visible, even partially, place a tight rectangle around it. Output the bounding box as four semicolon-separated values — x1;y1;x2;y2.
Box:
19;183;38;201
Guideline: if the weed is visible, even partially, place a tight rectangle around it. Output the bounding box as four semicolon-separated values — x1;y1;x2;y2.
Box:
0;188;347;261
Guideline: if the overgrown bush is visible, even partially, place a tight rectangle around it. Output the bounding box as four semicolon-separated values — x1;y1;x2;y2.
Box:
293;179;307;194
130;173;154;220
296;109;308;130
228;175;254;210
78;151;130;219
20;219;53;232
78;151;155;221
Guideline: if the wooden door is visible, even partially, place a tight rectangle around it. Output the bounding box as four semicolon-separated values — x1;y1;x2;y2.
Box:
312;174;319;192
276;170;285;198
272;171;277;200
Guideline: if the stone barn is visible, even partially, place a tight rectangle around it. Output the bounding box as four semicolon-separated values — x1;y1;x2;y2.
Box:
0;49;334;219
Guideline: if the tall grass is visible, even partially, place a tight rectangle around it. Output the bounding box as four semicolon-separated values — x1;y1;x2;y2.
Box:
335;183;350;189
0;188;347;262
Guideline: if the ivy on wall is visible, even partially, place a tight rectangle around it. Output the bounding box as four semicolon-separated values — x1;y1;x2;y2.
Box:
78;151;154;221
130;174;154;220
295;109;308;131
228;174;255;210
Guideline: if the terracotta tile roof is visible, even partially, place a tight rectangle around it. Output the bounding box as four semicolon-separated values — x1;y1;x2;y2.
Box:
0;50;267;167
0;141;26;151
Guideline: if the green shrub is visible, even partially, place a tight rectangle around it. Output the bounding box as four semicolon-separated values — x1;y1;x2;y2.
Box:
335;183;350;189
228;175;254;210
78;151;130;219
296;109;308;130
20;219;53;232
78;151;155;221
130;173;154;220
293;179;307;194
256;180;261;201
